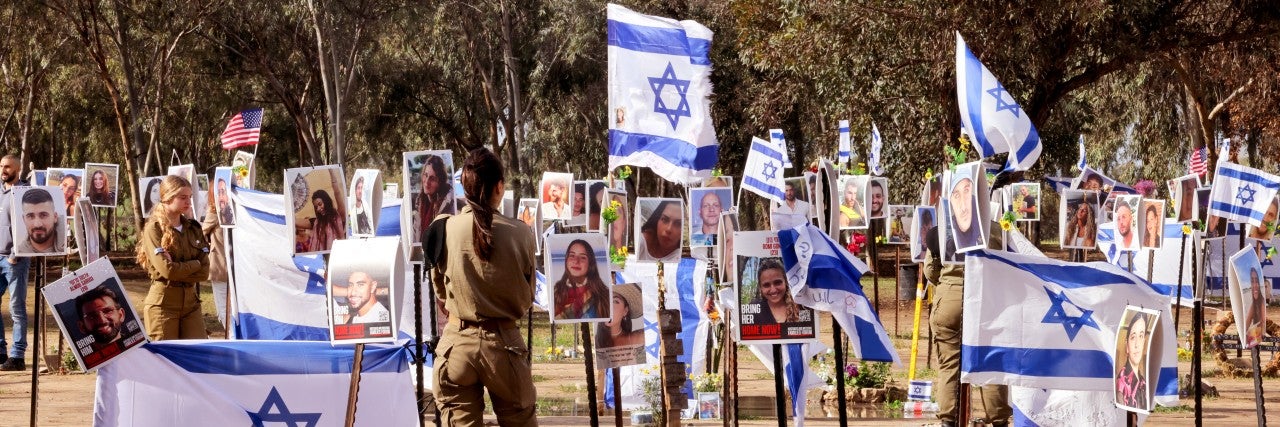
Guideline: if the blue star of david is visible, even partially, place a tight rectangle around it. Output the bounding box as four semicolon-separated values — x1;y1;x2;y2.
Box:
986;82;1021;118
1041;287;1099;342
248;387;321;427
1236;184;1257;206
762;161;778;181
648;63;692;130
644;318;660;358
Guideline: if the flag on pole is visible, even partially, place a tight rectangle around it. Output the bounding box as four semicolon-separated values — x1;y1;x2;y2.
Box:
837;120;851;165
1207;161;1280;227
1188;146;1208;176
956;33;1042;172
1076;135;1088;171
770;129;792;168
742;137;787;204
220;108;263;150
869;122;884;176
607;4;717;185
778;224;900;364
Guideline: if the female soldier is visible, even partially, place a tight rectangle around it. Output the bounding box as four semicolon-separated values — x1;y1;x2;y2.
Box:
136;175;209;340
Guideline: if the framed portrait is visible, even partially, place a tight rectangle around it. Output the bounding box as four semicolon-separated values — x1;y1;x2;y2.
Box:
910;206;935;263
1010;183;1040;222
945;162;989;254
689;187;731;247
545;233;611;324
584;180;609;232
866;177;888;220
1171;174;1201;223
1246;195;1279;242
138;176;164;218
1228;247;1268;349
72;197;100;264
1113;306;1160;414
166;164;197;219
733;230;817;344
605;191;630;262
43;257;146;371
594;282;646;369
697;392;721;419
539;172;573;221
771;177;813;230
48;168;83;219
83;163;120;208
885;205;913;245
231;150;256;189
1059;190;1100;250
403;151;457;247
284;165;348;256
12;185;68;257
327;237;404;344
717;212;739;282
348;169;382;237
212;167;238;228
634;197;684;263
836;175;868;230
1112;195;1142;252
1138;200;1165;250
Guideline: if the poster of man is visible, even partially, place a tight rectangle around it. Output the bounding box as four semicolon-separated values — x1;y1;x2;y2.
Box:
689;187;730;247
734;230;817;344
1113;195;1142;252
1139;199;1165;250
885;205;913;244
1172;174;1201;223
166;164;197;219
73;198;100;264
1113;306;1159;414
910;206;935;263
771;177;812;230
12;186;68;256
212;167;237;228
1060;190;1100;249
48;168;82;218
546;233;611;323
348;169;382;237
284;165;348;256
84;163;119;208
634;197;684;263
539;172;573;221
945;162;987;253
1010;182;1039;221
403;151;456;247
231;150;256;189
867;177;888;219
717;212;739;282
1228;247;1269;349
1074;166;1119;198
594;282;645;369
44;257;146;371
327;237;403;344
1247;195;1279;242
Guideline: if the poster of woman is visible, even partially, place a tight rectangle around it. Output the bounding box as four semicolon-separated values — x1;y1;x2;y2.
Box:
606;190;629;256
1172;174;1201;223
634;197;684;263
84;163;120;208
1228;247;1269;349
734;230;817;344
1246;195;1279;242
585;180;608;232
348;169;382;237
49;168;83;218
546;233;611;323
1059;190;1100;250
1114;306;1159;414
403;151;456;247
284;165;348;256
594;282;646;369
1139;200;1165;250
43;257;147;371
717;212;739;282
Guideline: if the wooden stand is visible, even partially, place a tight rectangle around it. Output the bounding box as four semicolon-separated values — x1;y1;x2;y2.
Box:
655;262;686;426
344;343;366;427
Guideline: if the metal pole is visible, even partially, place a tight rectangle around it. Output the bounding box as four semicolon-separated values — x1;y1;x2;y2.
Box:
1251;346;1267;427
412;264;425;427
771;344;786;427
29;260;43;427
1193;240;1204;427
831;322;847;426
613;367;623;427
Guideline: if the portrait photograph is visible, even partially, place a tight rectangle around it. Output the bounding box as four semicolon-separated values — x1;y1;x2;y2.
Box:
137;176;164;218
1074;166;1118;196
946;162;987;253
1138;200;1165;250
885;205;913;245
1228;247;1268;349
83;163;119;208
284;165;348;256
517;198;539;235
919;175;942;208
231;150;256;189
1172;174;1201;223
837;175;869;230
539;172;573;221
819;160;840;233
937;197;964;265
566;181;589;227
866;177;888;219
689;187;731;247
1058;191;1100;251
73;197;100;264
910;206;935;263
48;168;83;219
697;392;721;420
594;282;646;369
1010;183;1040;222
383;182;399;200
212;167;237;228
403;151;456;247
584;180;609;232
734;230;817;344
348;169;382;237
717;212;739;283
1246;195;1279;242
1113;306;1159;414
634;197;684;263
327;237;403;344
44;257;146;371
1112;195;1142;252
11;185;68;257
606;190;630;256
166;164;197;219
771;177;813;230
545;233;612;324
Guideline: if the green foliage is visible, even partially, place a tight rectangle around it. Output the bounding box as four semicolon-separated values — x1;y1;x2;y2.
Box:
851;361;892;389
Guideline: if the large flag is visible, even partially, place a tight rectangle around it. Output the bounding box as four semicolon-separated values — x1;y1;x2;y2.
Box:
869;122;884;176
742;136;787;204
961;250;1178;406
220;108;263;150
607;4;717;185
1208;161;1280;227
95;340;416;426
778;224;900;363
837;120;851;165
955;33;1042;172
1188;146;1208;176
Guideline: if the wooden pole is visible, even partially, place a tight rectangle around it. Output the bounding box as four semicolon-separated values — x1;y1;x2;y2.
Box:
29;260;43;427
1193;240;1204;427
771;344;786;427
894;245;900;336
1250;346;1268;427
581;323;599;426
412;263;425;427
613;367;623;427
870;220;880;316
343;343;365;427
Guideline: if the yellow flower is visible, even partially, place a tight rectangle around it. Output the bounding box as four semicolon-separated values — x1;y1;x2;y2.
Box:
1181;224;1192;235
999;219;1013;232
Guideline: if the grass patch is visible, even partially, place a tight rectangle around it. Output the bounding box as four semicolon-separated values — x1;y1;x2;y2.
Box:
1153;404;1192;413
531;374;548;383
751;372;774;381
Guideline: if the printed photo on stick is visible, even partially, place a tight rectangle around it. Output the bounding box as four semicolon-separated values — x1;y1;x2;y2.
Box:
867;177;888;219
83;163;119;208
212;167;237;228
837;175;868;230
734;230;817;344
138;176;164;218
689;187;730;247
1113;195;1141;252
717;212;739;281
284;165;348;256
910;206;935;262
1010;183;1039;221
594;282;646;369
885;205;912;244
697;392;721;419
73;198;100;264
517;198;539;240
946;162;987;253
1198;187;1227;240
1139;200;1165;250
12;185;68;256
327;237;403;344
1059;190;1099;249
546;233;611;323
585;180;608;231
1114;306;1159;414
1228;247;1268;349
634;197;684;263
1246;195;1279;242
48;168;83;218
348;169;382;237
565;181;588;227
43;257;146;371
539;172;573;221
936;190;963;265
166;164;197;219
403;151;456;247
231;150;256;189
771;177;812;230
1172;174;1200;223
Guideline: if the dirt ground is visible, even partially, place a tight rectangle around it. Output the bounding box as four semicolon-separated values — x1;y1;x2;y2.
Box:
0;254;1276;426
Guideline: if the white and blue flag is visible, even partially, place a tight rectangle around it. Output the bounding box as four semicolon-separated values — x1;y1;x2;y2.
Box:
607;4;717;185
869;122;884;176
1208;161;1280;227
94;340;417;426
1076;135;1087;171
961;250;1178;406
770;128;793;168
837;120;851;165
1096;220;1197;305
743;136;787;204
956;33;1042;172
778;224;900;364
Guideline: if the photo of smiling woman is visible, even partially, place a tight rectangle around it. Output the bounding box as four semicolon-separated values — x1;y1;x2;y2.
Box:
734;230;816;344
547;233;611;323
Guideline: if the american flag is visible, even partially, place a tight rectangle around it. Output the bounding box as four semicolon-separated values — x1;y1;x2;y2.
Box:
220;108;263;150
1188;146;1208;176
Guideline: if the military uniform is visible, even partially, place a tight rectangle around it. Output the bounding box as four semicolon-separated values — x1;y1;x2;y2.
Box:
432;206;538;426
140;217;210;341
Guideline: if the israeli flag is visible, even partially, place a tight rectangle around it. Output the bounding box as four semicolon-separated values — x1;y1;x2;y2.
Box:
869;122;884;176
837;120;851;165
956;33;1042;172
770;128;793;168
743;136;787;204
1076;135;1087;171
1095;221;1196;305
95;340;416;426
607;4;717;185
1208;161;1280;227
778;224;900;364
962;250;1178;406
1044;176;1074;194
